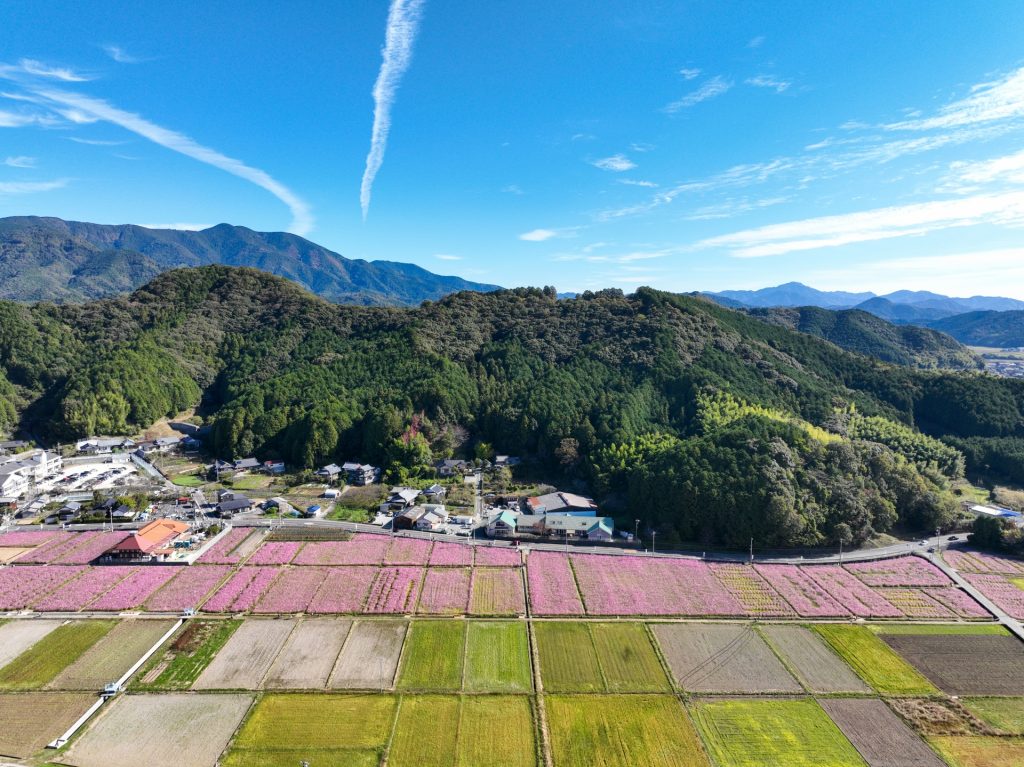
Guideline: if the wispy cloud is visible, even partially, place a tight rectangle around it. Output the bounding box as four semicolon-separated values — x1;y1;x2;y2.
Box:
0;178;68;195
3;155;35;168
0;108;50;128
746;74;791;93
951;148;1024;186
617;179;658;188
67;136;128;146
630;142;655;153
591;154;636;172
679;68;701;80
501;184;524;195
747;36;765;49
434;253;461;261
886;67;1024;131
699;191;1024;258
519;228;559;242
14;59;92;82
360;0;427;220
102;45;140;64
33;88;314;235
663;75;732;113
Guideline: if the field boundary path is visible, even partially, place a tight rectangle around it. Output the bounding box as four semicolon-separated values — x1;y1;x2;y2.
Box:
926;552;1024;642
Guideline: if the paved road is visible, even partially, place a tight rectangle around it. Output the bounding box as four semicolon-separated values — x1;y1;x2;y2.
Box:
926;551;1024;641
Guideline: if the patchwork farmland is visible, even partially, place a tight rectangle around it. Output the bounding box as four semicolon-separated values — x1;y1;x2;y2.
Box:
0;530;1023;765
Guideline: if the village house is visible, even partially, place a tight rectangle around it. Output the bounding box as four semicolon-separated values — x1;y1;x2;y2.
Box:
316;463;343;481
217;491;254;517
486;509;519;537
380;487;420;514
423;483;447;501
233;457;261;472
414;504;449;531
525;491;599;517
76;437;135;455
435;458;470;477
262;460;286;474
394;505;427;530
0;440;29;456
105;519;191;562
543;513;615;541
494;455;521;468
342;462;380;486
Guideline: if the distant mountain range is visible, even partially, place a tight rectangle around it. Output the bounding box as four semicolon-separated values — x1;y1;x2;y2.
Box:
0;216;500;306
706;282;1024;348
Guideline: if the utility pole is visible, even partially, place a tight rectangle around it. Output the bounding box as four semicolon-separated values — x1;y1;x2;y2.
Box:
634;519;640;545
749;537;754;563
839;539;843;564
652;531;656;555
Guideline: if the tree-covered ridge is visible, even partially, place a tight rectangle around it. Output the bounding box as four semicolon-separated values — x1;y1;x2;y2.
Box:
1;266;1022;547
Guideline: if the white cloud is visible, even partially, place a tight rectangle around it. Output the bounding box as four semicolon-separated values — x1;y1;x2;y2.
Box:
67;137;127;146
699;191;1024;258
951;148;1024;186
0;178;68;195
15;59;91;82
102;45;140;64
137;223;211;231
58;108;100;124
434;253;461;260
501;184;523;195
617;179;658;188
3;155;35;168
887;67;1024;131
33;88;314;235
519;229;559;242
630;142;655;153
747;36;765;48
591;154;637;172
0;109;45;128
664;76;732;113
746;74;791;93
679;68;701;80
360;0;427;220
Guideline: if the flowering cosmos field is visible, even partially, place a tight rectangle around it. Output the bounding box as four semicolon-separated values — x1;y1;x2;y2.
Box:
0;529;1009;620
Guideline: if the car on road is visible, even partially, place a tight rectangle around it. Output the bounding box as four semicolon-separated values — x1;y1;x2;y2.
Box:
949;535;959;541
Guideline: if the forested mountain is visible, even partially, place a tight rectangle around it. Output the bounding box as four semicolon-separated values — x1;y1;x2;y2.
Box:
2;266;1023;549
746;306;981;370
0;216;499;305
927;311;1024;348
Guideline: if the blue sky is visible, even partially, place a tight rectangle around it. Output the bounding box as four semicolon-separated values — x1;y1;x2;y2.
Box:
4;1;1024;298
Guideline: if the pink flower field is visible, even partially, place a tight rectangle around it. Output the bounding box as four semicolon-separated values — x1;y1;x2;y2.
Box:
844;557;950;587
417;568;470;614
54;531;130;565
469;567;525;615
944;549;1024;576
0;565;83;609
364;567;423;613
307;567;377;613
428;542;473;566
805;566;902;618
147;566;232;611
710;563;796;616
248;541;303;565
925;586;990;619
879;587;958;619
88;566;179;610
254;567;328;613
197;528;257;564
526;552;583;615
32;566;135;611
384;538;432;566
293;535;388;565
0;531;60;548
15;533;85;564
754;564;849;617
964;574;1024;619
474;546;522;567
203;567;279;612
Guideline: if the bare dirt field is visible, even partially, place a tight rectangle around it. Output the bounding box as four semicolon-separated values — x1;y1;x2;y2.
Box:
0;692;96;757
653;623;801;693
264;618;351;689
328;619;407;690
0;547;32;563
0;620;63;670
820;697;945;767
193;619;294;690
48;619;175;691
881;634;1024;695
761;625;869;693
61;692;252;767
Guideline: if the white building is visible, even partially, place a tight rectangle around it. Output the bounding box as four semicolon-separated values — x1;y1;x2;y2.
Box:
413;504;449;531
0;450;63;497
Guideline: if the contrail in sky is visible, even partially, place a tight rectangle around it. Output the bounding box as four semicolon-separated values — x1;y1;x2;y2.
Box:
360;0;426;220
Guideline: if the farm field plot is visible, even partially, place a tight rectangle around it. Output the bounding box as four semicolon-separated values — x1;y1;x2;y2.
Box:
396;619;465;690
653;623;800;693
0;692;95;758
133;619;241;691
710;563;796;616
962;698;1024;734
388;694;458;767
48;618;175;690
464;621;532;692
692;698;866;767
264;618;350;688
329;619;407;690
60;692;252;767
589;622;670;692
761;625;869;693
0;619;62;669
526;552;584;615
32;566;135;612
469;567;526;615
929;736;1024;767
534;621;603;692
869;623;1008;636
820;698;944;767
417;567;470;614
881;633;1024;695
307;566;376;613
193;618;294;689
547;694;708;767
0;620;114;690
222;693;396;767
814;625;937;696
146;565;230;611
0;546;31;563
252;566;325;613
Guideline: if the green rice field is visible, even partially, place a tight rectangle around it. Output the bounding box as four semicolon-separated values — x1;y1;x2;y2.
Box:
396;620;466;691
0;620;114;690
814;624;938;695
535;621;669;692
464;621;532;692
962;698;1024;734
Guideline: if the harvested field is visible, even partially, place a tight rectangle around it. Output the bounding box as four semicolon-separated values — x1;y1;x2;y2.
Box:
397;619;465;691
264;618;350;688
48;618;175;690
692;698;865;767
0;619;62;670
929;736;1024;767
590;622;670;692
963;698;1024;734
456;695;537;767
820;698;944;767
0;547;31;563
761;625;869;693
61;692;252;767
814;625;937;695
547;694;709;767
0;620;114;690
653;623;800;693
306;566;376;613
465;621;532;692
193;618;294;689
888;698;994;737
388;694;458;767
417;567;470;614
469;567;525;615
881;633;1024;695
133;619;241;690
329;619;407;690
0;692;96;757
534;621;602;692
223;693;395;767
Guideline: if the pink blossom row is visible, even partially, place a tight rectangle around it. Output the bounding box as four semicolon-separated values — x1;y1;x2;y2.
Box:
293;535;389;566
844;557;950;587
710;563;796;617
197;528;255;564
16;533;90;564
963;574;1024;619
248;541;303;565
428;541;474;566
55;531;131;565
307;567;377;613
384;538;432;565
0;530;60;548
88;566;179;610
417;568;470;614
0;565;83;609
364;567;422;613
253;567;328;613
805;566;902;618
944;549;1024;576
754;564;850;617
526;551;584;615
32;566;135;611
146;565;232;611
474;546;522;567
202;567;278;612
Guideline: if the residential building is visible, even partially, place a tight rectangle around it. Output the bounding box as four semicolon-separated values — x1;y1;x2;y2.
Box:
106;519;190;562
486;509;518;537
494;455;521;468
525;491;598;517
342;462;379;486
316;463;343;481
263;461;286;474
76;437;135;454
435;458;470;477
217;492;254;517
543;514;615;541
394;506;427;530
233;457;261;472
423;483;447;501
380;487;420;514
414;504;449;531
